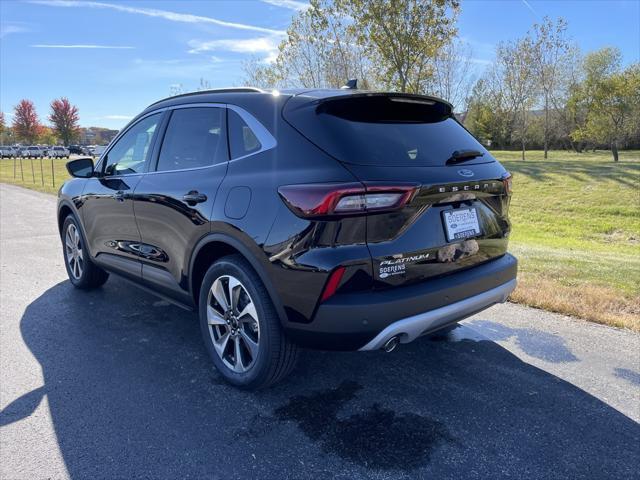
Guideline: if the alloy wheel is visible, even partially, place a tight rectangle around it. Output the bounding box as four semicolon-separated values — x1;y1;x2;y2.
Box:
65;223;83;280
207;275;260;373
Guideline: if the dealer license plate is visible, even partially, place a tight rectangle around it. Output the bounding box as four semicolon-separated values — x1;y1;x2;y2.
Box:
442;207;481;241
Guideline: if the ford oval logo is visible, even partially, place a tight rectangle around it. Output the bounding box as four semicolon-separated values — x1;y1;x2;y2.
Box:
458;169;474;177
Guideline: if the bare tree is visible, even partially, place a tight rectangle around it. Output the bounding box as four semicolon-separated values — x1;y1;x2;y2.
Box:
428;39;476;112
530;17;571;158
169;84;184;96
549;45;583;152
496;38;538;160
242;57;283;89
196;78;211;91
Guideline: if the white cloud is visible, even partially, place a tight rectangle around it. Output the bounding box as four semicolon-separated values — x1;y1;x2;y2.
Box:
188;36;280;63
261;0;309;11
188;37;279;54
520;0;538;17
0;23;30;38
30;0;286;35
31;44;134;49
262;51;279;64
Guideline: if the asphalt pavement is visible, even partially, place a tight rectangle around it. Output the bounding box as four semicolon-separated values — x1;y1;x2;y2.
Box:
1;183;639;479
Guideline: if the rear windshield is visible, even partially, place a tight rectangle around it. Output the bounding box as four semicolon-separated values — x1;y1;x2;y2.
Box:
284;95;491;167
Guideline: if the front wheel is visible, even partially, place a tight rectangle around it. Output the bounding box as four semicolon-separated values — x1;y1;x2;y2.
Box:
199;255;298;389
61;215;109;289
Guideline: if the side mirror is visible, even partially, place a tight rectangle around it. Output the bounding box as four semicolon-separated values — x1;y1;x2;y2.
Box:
66;157;95;178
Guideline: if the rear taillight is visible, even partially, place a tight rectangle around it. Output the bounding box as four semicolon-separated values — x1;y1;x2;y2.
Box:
502;172;513;195
278;182;419;218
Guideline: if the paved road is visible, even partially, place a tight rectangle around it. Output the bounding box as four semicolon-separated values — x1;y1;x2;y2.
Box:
1;183;639;479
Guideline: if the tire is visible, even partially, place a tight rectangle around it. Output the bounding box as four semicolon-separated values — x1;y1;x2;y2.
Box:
198;254;298;389
61;215;109;289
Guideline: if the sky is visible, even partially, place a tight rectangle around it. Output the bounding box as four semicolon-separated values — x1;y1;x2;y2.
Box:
1;0;639;130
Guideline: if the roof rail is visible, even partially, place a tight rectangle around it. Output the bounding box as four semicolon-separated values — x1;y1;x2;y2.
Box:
147;87;264;108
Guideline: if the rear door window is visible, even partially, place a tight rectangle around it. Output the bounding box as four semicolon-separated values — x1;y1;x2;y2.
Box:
156;107;227;172
284;95;492;167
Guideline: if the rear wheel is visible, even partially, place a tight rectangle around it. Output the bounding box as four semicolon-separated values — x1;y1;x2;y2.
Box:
62;215;109;289
199;255;298;389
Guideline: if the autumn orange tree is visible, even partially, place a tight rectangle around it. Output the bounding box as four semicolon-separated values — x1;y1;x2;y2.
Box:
12;100;41;144
49;97;80;146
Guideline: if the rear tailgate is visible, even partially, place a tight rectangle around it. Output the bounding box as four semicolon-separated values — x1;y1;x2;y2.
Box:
352;163;511;288
284;92;512;289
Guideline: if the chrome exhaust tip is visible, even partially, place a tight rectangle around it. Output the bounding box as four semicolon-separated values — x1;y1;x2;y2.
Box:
383;336;400;353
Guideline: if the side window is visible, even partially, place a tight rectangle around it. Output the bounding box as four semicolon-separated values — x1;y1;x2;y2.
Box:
228;109;261;159
104;113;160;176
156;107;227;172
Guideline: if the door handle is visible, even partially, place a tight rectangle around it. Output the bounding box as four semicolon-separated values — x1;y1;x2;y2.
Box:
182;191;207;205
113;190;126;202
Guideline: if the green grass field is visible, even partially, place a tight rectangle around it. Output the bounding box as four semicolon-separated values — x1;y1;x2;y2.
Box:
1;150;639;329
496;150;639;330
0;156;70;195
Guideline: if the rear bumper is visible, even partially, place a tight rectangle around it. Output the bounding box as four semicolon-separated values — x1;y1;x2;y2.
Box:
358;278;516;350
284;253;517;350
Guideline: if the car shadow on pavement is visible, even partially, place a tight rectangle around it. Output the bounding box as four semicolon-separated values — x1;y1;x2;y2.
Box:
5;278;640;479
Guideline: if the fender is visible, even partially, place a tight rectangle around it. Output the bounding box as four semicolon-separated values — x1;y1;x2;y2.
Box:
188;232;288;326
57;197;93;258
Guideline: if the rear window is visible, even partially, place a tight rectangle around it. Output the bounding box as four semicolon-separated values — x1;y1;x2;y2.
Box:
284;95;491;167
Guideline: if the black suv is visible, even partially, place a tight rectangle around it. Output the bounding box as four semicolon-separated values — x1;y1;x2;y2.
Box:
58;88;517;389
67;145;86;155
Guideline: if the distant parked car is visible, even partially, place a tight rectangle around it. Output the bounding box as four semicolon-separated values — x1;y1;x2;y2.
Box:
50;146;70;158
93;145;107;157
0;146;15;158
68;145;84;155
25;146;43;158
38;146;50;157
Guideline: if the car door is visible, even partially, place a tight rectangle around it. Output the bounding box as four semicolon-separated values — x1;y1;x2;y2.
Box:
81;112;163;280
133;105;228;302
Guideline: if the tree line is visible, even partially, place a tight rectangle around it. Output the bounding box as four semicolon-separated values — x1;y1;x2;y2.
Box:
244;0;639;161
0;98;81;146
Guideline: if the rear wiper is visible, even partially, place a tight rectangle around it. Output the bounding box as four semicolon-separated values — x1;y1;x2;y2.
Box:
446;149;484;165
